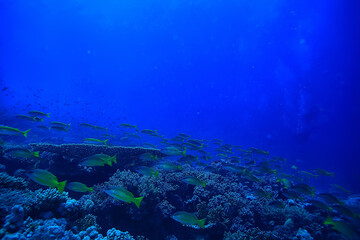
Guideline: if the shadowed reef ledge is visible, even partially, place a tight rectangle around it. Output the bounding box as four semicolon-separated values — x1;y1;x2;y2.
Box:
29;143;166;163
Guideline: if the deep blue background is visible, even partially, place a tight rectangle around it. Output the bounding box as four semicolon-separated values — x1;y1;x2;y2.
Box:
1;0;359;192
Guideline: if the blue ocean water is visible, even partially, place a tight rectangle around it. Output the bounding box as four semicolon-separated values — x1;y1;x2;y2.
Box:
1;0;360;239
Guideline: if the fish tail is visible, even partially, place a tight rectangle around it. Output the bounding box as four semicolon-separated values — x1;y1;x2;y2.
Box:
88;187;94;192
201;181;206;188
47;113;50;118
324;216;334;225
330;173;334;177
111;155;117;164
23;129;31;138
33;151;40;157
133;196;144;208
68;123;71;128
182;148;187;157
198;218;206;229
57;180;67;193
104;139;109;146
154;171;159;178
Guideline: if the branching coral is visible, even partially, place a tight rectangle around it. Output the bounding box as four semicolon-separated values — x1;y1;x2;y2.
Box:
0;172;28;190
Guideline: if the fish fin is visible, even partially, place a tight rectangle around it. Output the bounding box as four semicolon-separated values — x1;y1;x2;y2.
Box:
155;155;158;161
104;139;109;146
104;190;113;198
33;151;40;157
34;161;39;169
40;118;44;122
106;159;112;167
111;155;117;164
311;187;316;197
182;148;187;157
23;129;31;138
133;196;144;208
198;218;206;229
57;180;67;193
324;216;334;225
154;171;159;178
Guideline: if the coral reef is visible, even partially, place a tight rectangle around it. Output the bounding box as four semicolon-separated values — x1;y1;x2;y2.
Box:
1;216;137;240
78;165;333;240
0;172;28;190
3;205;24;233
0;143;357;239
